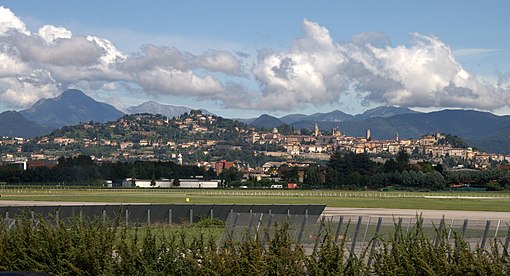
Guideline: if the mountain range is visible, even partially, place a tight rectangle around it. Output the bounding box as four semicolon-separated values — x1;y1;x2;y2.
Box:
2;89;510;153
0;89;211;138
242;107;510;154
244;106;418;129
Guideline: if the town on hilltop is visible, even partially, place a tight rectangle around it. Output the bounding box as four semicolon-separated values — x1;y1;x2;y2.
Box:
0;110;507;186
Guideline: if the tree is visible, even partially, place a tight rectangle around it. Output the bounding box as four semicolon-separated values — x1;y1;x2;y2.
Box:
204;168;216;180
325;167;338;189
395;150;411;172
128;166;137;187
279;165;299;183
150;174;156;187
304;166;321;188
220;167;242;186
327;151;378;188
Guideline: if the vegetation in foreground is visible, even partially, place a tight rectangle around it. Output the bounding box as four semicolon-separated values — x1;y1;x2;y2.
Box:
0;216;508;275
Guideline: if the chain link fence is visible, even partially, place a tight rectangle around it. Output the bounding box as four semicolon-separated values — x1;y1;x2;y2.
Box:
224;212;510;256
0;204;326;227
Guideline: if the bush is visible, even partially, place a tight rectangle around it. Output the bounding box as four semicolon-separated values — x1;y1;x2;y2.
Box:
0;215;508;274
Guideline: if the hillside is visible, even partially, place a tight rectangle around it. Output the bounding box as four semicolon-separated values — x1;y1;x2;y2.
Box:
307;110;353;122
250;114;286;129
0;111;50;138
249;106;413;127
17;111;271;165
352;106;419;121
336;110;510;153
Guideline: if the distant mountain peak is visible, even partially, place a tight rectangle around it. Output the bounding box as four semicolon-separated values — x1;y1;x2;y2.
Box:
250;114;285;128
353;106;418;121
126;101;211;118
60;88;87;96
20;89;124;130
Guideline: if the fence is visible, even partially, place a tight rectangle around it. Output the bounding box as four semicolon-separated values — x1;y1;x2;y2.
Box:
224;212;510;256
0;204;325;227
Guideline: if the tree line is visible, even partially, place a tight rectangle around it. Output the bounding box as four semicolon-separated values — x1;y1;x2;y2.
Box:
2;152;510;190
322;150;510;190
0;155;218;186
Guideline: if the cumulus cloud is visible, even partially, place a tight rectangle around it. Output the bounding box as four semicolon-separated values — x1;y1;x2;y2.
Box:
37;25;72;43
0;5;509;112
249;19;349;110
0;70;59;108
0;6;244;109
136;68;224;97
0;6;29;36
246;20;510;111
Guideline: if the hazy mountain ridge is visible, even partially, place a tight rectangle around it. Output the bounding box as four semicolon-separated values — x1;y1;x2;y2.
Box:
126;101;211;118
244;108;510;154
352;106;419;121
250;114;285;128
338;110;510;153
3;94;510;154
0;111;50;138
246;106;416;129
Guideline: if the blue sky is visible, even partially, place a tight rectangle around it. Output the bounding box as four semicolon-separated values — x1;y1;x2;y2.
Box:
1;1;510;118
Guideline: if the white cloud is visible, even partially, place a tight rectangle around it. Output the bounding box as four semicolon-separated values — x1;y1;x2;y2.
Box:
136;67;224;97
14;35;103;66
0;6;29;36
248;19;349;110
453;48;499;57
0;6;245;109
37;25;72;44
86;35;127;66
0;6;508;113
195;50;242;75
247;20;510;111
0;52;29;77
0;70;59;108
354;33;509;109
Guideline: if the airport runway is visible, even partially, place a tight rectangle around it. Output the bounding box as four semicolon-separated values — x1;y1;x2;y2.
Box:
323;207;510;220
0;200;119;206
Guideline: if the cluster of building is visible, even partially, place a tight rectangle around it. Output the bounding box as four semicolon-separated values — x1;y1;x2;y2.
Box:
248;126;508;169
1;113;508;179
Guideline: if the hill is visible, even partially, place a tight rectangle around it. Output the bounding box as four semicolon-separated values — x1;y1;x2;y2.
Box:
279;113;310;124
126;101;210;118
336;110;510;153
352;106;419;121
250;106;411;127
307;110;353;122
21;89;124;130
469;126;510;154
0;111;50;138
250;114;286;129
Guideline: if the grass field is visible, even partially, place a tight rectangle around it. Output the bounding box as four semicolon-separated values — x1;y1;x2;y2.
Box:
1;188;510;212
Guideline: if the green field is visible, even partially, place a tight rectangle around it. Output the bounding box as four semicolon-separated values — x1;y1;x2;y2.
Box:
1;188;510;212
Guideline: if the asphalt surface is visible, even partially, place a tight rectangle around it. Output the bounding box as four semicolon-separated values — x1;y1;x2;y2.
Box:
322;207;510;220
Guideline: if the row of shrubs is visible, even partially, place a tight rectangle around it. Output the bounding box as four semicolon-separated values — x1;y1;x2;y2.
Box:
0;216;508;275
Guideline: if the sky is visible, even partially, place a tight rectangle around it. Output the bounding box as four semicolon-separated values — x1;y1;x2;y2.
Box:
1;1;510;118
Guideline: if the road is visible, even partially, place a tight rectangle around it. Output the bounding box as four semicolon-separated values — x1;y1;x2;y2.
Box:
323;207;510;220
